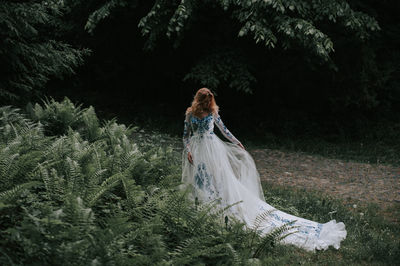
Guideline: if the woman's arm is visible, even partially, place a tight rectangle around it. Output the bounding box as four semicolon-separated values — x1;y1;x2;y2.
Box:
183;113;192;152
213;112;241;145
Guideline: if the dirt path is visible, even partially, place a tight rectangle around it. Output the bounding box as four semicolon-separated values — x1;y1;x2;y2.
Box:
250;148;400;216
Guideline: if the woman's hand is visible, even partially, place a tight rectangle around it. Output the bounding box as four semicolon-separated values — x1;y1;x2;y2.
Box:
238;143;245;150
187;152;193;164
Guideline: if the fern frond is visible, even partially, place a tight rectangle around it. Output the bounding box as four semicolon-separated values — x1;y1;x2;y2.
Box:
119;149;140;169
120;175;145;210
43;135;67;158
81;106;101;142
249;209;276;248
86;173;122;207
38;164;65;201
0;152;19;181
89;168;108;186
63;195;95;228
0;181;41;202
226;243;241;265
0;106;32;135
252;209;276;232
171;238;197;257
65;156;83;194
252;220;297;258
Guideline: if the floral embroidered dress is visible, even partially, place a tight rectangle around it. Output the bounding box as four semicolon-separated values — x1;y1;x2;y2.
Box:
181;111;346;252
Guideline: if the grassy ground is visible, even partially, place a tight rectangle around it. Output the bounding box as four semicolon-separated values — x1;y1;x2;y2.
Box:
244;135;400;167
260;182;400;265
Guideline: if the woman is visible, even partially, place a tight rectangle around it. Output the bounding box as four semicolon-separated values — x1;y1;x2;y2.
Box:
181;88;347;251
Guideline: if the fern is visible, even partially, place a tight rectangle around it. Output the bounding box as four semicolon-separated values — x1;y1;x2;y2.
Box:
87;168;108;189
120;175;145;211
171;237;197;256
2;99;306;264
0;181;41;202
225;243;242;265
249;209;276;248
252;221;298;258
61;195;95;233
86;173;122;207
0;152;19;184
81;106;102;142
65;156;85;195
38;164;65;202
30;98;85;136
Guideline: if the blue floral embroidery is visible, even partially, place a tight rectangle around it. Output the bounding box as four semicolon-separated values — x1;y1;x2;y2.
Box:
270;213;294;224
315;223;323;237
258;205;323;237
298;227;310;235
191;113;213;135
258;206;294;228
194;162;213;193
297;223;323;237
183;112;240;152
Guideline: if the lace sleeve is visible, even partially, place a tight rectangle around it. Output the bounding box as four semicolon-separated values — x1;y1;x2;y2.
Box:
213;112;241;145
183;113;192;152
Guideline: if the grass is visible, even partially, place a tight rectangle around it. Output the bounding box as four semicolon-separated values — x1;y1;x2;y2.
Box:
244;135;400;167
260;182;400;265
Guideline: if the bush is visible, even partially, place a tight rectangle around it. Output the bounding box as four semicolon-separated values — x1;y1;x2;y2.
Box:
0;98;296;265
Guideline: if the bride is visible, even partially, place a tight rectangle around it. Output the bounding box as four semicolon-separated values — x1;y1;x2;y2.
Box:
181;88;347;252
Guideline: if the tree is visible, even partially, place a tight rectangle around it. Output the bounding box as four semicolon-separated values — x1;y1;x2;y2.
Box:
86;0;379;93
0;0;89;104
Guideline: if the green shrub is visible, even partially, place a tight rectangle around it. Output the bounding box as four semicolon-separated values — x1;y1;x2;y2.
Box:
0;99;295;265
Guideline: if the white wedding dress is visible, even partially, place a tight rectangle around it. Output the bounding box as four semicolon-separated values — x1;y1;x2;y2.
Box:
181;111;347;252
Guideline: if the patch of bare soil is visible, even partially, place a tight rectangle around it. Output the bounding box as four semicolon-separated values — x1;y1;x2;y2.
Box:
250;148;400;221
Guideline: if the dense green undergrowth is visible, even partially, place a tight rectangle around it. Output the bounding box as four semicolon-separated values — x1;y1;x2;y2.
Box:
0;98;398;265
0;98;298;265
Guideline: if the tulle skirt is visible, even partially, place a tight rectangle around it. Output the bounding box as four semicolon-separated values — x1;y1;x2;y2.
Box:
181;133;347;252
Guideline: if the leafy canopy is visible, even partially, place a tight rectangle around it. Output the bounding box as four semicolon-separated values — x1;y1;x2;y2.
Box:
0;0;88;103
85;0;379;93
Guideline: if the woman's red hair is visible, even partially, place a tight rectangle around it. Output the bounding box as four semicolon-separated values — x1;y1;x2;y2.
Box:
186;88;219;117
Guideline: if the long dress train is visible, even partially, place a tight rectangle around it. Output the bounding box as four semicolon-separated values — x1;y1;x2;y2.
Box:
181;111;347;252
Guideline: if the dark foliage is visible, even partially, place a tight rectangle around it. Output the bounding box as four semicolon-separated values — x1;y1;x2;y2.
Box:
0;0;89;104
1;1;398;142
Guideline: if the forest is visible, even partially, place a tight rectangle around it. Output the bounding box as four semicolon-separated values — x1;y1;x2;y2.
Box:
0;0;399;265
